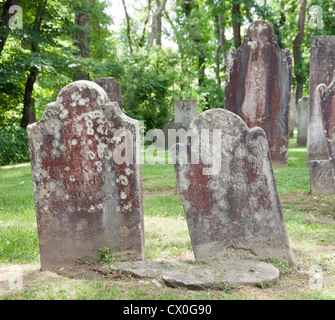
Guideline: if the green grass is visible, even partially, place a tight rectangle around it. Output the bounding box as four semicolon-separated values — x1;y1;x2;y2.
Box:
1;132;335;300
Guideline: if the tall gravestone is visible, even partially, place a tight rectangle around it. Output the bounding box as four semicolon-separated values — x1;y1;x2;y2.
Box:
289;92;297;138
320;71;335;186
171;109;296;266
309;83;335;194
297;96;308;146
94;77;122;109
27;80;144;270
225;20;292;167
307;36;335;166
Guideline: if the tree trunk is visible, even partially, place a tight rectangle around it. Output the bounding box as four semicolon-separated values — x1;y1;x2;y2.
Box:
147;0;167;47
121;0;133;53
139;0;152;47
232;0;241;48
73;0;91;80
20;0;47;129
21;69;37;128
215;15;225;87
155;0;162;46
0;0;20;55
293;0;307;103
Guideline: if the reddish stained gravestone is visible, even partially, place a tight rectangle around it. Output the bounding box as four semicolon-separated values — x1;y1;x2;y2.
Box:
27;80;144;270
225;20;292;166
307;36;335;166
171;109;296;266
320;71;335;187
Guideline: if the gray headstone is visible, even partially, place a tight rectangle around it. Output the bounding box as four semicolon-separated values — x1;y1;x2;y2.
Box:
94;77;122;109
171;109;296;266
307;36;335;166
225;20;292;166
310;160;335;194
289;92;297;138
27;80;144;270
174;100;197;129
297;96;309;146
319;71;335;188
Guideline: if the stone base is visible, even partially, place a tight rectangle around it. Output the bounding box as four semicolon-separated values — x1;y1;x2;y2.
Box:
110;259;279;289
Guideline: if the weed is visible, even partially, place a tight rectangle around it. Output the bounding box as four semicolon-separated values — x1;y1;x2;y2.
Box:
97;247;115;264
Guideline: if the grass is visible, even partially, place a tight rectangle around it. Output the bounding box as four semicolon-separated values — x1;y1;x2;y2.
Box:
0;132;335;300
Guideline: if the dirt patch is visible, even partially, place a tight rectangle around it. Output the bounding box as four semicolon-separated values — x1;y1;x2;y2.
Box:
0;163;31;170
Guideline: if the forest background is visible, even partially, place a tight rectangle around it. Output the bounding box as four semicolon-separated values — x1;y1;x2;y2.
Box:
0;0;334;165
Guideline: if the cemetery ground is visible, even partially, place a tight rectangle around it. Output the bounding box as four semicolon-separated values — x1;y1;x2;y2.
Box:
0;133;335;300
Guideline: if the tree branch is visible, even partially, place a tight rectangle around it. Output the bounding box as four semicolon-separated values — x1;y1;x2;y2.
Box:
121;0;133;53
147;0;167;47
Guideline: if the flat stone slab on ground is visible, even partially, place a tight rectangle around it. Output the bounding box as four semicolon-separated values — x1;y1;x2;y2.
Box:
110;260;279;289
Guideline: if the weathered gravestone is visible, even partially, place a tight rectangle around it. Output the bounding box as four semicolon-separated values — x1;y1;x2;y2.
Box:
297;96;308;146
320;71;335;187
307;36;335;166
225;20;292;167
310;160;335;195
159;100;197;150
27;80;145;270
309;82;335;194
289;92;297;138
174;100;197;129
94;77;122;109
171;109;296;266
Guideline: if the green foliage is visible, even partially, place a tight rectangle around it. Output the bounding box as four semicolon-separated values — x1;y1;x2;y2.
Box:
0;125;30;166
120;47;179;130
1;0;335;163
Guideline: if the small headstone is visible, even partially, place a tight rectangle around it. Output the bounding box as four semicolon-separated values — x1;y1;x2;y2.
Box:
94;77;122;109
310;160;335;194
225;20;292;166
171;109;296;266
27;80;144;270
289;92;297;138
174;100;197;129
297;96;308;146
307;36;335;166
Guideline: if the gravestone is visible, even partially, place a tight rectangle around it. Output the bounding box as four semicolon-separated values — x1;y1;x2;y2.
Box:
307;36;335;166
159;100;197;150
225;20;292;167
297;96;308;146
309;82;334;194
289;92;297;138
310;160;335;195
94;77;122;109
320;71;335;186
27;80;144;270
174;100;197;129
171;109;296;266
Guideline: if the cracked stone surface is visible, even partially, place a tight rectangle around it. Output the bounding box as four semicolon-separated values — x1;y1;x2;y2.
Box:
171;108;296;267
110;260;280;289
